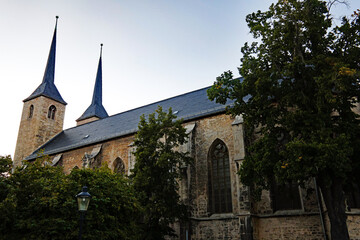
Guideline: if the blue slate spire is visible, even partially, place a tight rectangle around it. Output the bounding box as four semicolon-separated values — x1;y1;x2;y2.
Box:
77;44;108;121
24;16;66;104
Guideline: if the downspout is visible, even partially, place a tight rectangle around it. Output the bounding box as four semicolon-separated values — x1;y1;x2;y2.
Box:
314;177;328;240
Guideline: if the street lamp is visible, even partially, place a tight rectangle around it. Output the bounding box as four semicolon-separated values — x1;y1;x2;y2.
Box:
76;186;91;240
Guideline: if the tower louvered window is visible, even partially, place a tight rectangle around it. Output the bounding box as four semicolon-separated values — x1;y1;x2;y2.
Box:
208;139;232;213
48;105;56;119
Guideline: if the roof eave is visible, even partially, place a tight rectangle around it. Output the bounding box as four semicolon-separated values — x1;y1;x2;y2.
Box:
25;107;230;161
23;93;67;105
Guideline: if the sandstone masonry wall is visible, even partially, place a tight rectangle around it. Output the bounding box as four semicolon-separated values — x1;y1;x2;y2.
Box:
348;214;360;240
14;96;65;167
60;134;135;174
33;111;359;240
252;215;324;240
76;116;100;126
191;217;240;240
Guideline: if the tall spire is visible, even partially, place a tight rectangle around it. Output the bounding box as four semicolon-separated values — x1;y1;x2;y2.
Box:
24;16;66;104
42;16;58;84
91;44;103;106
77;44;108;122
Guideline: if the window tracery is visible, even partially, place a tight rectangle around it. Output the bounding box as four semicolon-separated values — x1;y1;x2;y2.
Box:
208;139;232;213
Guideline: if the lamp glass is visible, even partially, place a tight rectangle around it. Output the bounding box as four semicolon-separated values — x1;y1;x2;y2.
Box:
77;196;90;211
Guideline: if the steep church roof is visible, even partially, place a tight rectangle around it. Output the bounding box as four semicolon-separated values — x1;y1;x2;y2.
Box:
77;44;108;121
26;84;240;160
23;16;67;105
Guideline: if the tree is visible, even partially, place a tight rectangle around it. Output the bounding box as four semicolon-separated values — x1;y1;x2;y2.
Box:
0;155;12;202
69;165;142;240
0;156;75;240
131;106;192;240
207;1;360;239
0;156;141;240
0;155;12;177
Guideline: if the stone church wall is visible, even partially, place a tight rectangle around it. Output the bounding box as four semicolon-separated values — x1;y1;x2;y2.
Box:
191;217;241;240
59;134;135;174
252;215;324;240
186;114;250;239
190;114;242;217
348;214;360;239
43;112;359;240
14;96;65;167
76;116;100;126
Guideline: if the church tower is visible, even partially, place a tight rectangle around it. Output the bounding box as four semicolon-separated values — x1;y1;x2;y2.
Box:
14;17;66;167
76;44;108;126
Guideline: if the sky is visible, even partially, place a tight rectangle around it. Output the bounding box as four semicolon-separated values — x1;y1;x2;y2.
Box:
0;0;356;157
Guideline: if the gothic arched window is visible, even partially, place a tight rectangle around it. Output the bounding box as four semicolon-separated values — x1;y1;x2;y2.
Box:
113;157;125;174
208;139;232;214
29;105;34;118
48;105;56;120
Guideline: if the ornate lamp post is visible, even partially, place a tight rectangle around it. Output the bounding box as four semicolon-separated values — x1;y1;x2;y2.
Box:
76;186;91;240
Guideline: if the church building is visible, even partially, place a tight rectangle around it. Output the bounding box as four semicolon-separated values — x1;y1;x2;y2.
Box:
14;18;360;240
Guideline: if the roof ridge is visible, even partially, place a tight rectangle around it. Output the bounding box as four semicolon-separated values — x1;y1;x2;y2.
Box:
102;77;243;120
109;85;212;117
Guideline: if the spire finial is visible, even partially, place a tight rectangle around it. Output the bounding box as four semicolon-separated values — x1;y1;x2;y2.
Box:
55;16;59;28
100;43;103;57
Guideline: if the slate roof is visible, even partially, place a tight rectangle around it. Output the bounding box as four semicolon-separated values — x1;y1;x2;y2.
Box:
26;84;239;160
77;45;108;121
24;17;67;105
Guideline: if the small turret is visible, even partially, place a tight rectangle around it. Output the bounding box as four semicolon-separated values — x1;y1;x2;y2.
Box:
76;44;108;126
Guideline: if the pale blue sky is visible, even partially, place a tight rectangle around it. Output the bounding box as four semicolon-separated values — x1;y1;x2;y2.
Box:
0;0;356;156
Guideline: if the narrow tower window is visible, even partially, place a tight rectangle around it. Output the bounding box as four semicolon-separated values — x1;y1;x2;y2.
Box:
48;105;56;120
29;105;34;118
208;139;232;214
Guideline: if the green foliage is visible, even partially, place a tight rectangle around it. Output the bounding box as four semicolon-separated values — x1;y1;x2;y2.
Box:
69;165;141;240
0;156;141;240
208;1;359;239
209;0;360;192
131;106;191;240
0;155;12;201
0;155;12;175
